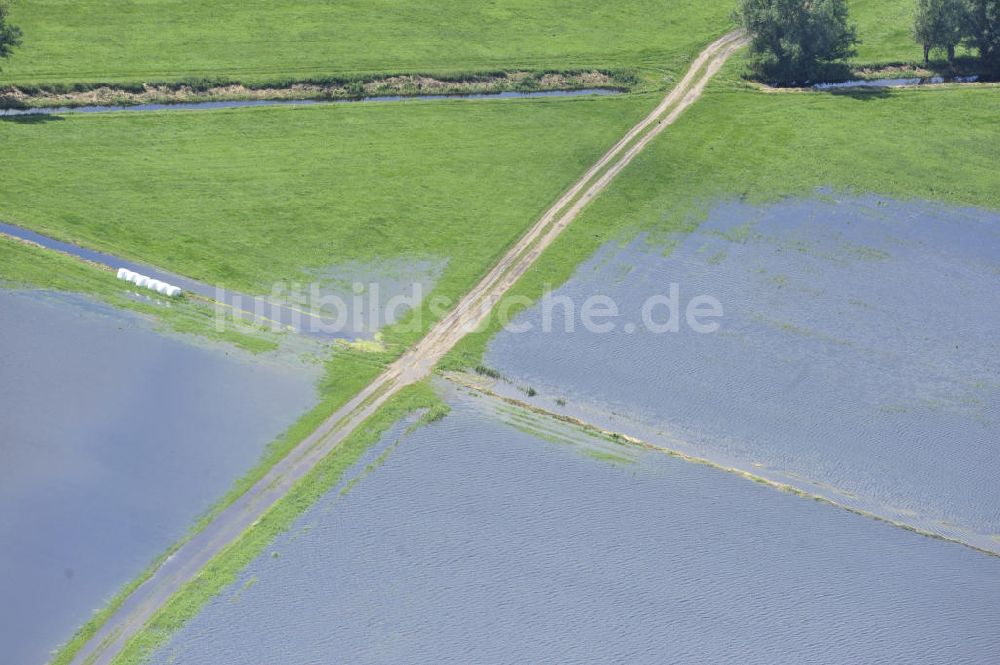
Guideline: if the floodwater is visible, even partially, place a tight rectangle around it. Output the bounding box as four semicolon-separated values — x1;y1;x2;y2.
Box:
812;75;979;90
150;384;1000;665
485;195;1000;552
0;290;318;665
0;89;621;116
0;222;440;339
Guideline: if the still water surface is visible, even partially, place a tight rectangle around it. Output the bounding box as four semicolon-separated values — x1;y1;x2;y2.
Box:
486;195;1000;550
150;385;1000;665
0;290;318;664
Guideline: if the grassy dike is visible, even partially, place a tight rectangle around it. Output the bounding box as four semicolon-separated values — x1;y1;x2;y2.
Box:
442;71;1000;369
99;383;447;665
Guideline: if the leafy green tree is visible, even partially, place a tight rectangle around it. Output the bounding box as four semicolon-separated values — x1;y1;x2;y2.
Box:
735;0;859;81
914;0;969;63
966;0;1000;71
0;1;22;68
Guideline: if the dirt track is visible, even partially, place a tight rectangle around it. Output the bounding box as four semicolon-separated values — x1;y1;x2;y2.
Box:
68;31;746;665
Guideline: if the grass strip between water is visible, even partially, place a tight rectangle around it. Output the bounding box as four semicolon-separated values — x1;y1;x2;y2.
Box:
47;352;388;665
0;235;279;353
447;374;1000;560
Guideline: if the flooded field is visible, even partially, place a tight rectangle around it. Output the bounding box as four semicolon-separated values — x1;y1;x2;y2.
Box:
811;75;980;90
0;290;319;665
484;195;1000;551
150;384;1000;664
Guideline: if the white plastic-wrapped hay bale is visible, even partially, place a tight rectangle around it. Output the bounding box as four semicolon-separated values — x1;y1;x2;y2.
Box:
116;267;183;298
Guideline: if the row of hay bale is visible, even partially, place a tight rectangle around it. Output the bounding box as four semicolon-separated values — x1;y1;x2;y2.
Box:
116;268;183;297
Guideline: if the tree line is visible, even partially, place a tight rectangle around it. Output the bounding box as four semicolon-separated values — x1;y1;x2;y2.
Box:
0;1;21;71
736;0;1000;82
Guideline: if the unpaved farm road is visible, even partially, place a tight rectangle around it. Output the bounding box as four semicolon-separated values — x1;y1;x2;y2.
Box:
69;31;746;665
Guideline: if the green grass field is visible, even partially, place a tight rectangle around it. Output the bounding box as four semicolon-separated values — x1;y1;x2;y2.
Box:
850;0;921;64
0;94;650;296
446;81;1000;366
1;0;933;88
1;0;734;86
848;0;981;65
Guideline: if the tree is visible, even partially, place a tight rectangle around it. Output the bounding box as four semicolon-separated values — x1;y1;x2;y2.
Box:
914;0;969;63
0;1;22;68
966;0;1000;71
735;0;859;82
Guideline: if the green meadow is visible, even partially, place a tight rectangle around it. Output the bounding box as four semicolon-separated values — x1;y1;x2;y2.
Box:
850;0;927;64
1;0;734;86
2;0;933;89
0;94;650;298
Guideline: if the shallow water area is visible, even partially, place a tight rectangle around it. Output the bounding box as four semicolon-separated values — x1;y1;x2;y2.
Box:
485;195;1000;550
812;75;980;90
0;289;319;665
285;257;447;337
149;384;1000;664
